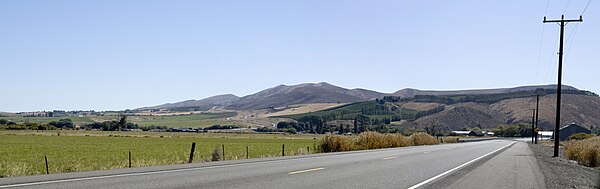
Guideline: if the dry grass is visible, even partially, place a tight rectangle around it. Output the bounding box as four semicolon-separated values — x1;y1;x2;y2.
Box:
410;132;439;146
564;137;600;167
261;103;347;117
440;137;460;143
317;132;437;153
318;135;354;152
356;132;411;149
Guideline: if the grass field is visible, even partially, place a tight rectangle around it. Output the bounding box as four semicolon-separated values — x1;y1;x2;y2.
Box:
0;130;316;177
1;112;238;129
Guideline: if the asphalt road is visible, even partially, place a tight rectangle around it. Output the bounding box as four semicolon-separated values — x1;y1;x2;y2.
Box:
0;140;545;189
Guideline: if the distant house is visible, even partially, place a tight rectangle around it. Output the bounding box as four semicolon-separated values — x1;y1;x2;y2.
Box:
538;131;553;140
169;127;197;132
451;131;471;136
555;123;591;141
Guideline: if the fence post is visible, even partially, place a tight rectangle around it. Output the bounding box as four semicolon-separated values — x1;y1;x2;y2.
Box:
189;142;196;163
222;144;225;160
307;146;310;154
129;150;132;168
44;154;49;174
282;144;285;156
246;145;249;159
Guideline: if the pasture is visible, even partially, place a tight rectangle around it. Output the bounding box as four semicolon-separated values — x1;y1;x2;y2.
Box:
0;130;316;177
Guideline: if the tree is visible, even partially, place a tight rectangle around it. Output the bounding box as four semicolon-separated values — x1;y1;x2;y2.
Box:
339;124;344;134
0;119;7;125
353;118;358;133
48;119;73;129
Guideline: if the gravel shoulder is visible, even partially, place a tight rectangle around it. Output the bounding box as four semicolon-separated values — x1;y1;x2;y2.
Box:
528;142;600;189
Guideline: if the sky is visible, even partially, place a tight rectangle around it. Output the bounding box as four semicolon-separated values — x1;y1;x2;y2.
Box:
0;0;598;112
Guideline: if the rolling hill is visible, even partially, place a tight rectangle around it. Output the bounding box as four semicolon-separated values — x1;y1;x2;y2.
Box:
141;83;587;112
139;94;240;111
391;85;577;98
226;82;386;110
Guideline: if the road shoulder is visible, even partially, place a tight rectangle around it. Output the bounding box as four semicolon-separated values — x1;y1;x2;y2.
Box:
429;141;545;189
528;142;600;189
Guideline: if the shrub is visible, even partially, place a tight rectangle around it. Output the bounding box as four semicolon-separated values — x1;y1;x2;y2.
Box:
564;137;600;167
211;145;222;161
383;134;412;148
410;132;438;146
441;137;460;143
568;133;596;141
356;132;386;149
318;134;354;152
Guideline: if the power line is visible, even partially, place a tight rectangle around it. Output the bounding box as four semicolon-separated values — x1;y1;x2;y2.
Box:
564;24;580;63
582;0;592;15
534;25;545;83
563;0;573;14
545;0;551;15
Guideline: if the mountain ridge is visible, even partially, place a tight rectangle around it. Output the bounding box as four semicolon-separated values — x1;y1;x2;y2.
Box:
138;83;583;111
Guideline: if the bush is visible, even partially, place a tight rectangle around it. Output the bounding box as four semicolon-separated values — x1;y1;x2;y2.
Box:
564;137;600;167
356;132;386;149
211;145;222;161
442;137;460;143
568;133;596;141
355;132;411;149
318;134;354;152
410;132;438;146
383;134;412;148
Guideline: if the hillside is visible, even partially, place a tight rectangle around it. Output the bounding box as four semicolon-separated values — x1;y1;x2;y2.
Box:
409;94;600;130
392;85;578;98
225;82;385;110
139;83;583;111
139;94;240;111
276;89;600;131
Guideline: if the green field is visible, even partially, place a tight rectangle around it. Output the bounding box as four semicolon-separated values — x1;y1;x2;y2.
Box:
129;112;237;128
0;130;316;177
1;112;238;129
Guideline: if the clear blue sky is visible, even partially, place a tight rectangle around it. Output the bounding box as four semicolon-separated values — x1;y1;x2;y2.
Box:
0;0;597;112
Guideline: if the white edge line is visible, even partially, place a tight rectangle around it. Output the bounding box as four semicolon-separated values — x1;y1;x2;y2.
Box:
407;141;515;189
0;157;303;188
0;140;503;188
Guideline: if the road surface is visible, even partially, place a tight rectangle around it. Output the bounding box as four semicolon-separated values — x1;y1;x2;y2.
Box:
0;140;545;189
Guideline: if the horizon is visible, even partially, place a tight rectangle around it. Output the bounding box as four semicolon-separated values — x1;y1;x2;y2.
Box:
1;82;589;113
1;1;598;112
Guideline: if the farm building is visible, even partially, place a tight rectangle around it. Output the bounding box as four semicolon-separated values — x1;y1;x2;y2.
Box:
555;123;591;141
450;131;494;137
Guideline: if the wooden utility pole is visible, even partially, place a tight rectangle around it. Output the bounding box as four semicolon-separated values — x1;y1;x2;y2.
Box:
535;94;540;144
543;15;583;157
530;109;536;143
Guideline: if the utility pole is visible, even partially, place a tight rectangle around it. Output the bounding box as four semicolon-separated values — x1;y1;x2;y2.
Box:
530;109;536;143
543;15;583;157
535;94;539;144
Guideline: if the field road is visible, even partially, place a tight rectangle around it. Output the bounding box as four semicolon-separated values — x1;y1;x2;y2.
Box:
0;139;545;189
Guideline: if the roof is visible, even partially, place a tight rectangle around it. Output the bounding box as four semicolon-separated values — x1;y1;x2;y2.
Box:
452;131;471;134
559;123;590;131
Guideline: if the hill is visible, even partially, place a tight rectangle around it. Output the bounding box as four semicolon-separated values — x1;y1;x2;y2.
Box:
139;94;240;111
137;83;589;113
277;89;600;131
392;85;578;98
225;82;386;110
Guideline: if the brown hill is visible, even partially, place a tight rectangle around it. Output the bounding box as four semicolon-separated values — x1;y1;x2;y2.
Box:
404;94;600;130
226;82;385;110
139;94;240;111
392;85;577;98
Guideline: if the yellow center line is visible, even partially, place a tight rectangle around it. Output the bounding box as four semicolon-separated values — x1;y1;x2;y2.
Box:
288;167;325;175
423;151;432;154
382;156;397;160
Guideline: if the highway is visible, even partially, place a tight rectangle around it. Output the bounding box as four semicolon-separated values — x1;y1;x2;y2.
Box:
0;140;545;189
